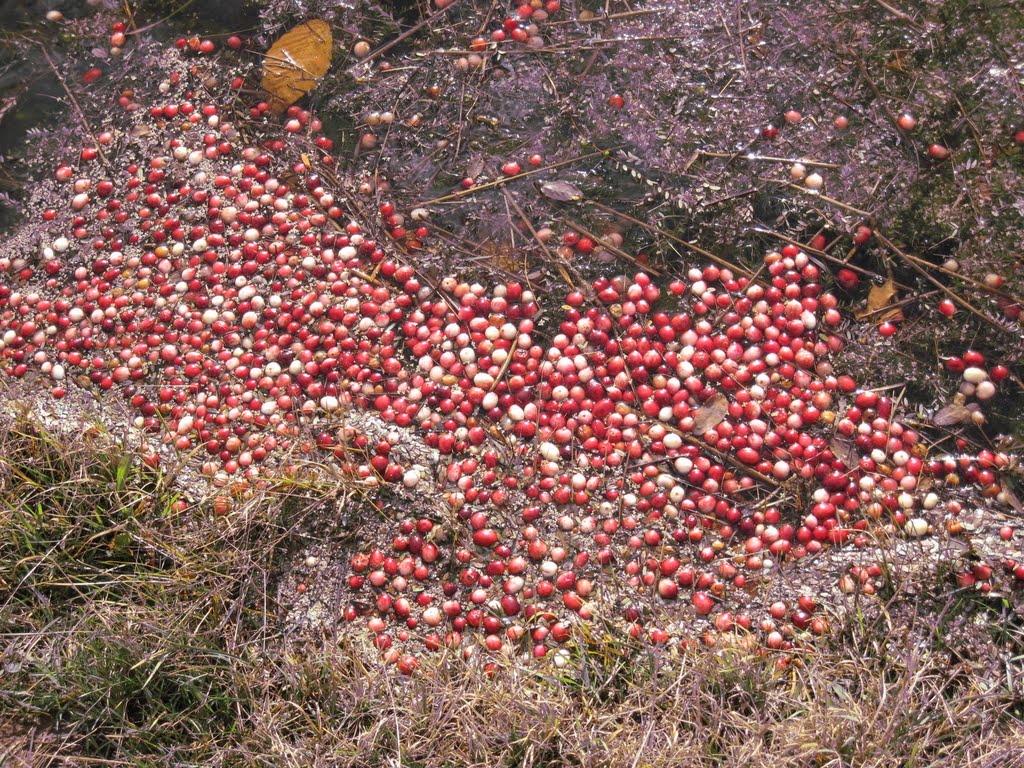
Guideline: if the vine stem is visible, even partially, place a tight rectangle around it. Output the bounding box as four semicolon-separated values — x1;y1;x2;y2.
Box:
38;46;112;173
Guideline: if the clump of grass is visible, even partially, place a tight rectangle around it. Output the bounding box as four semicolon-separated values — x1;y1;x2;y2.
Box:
0;416;286;761
2;416;1022;766
232;628;1024;767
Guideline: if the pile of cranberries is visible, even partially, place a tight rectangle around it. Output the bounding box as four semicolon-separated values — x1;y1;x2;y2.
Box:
0;24;1018;676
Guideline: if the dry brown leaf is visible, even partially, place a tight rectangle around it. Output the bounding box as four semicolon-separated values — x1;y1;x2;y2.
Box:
262;20;333;115
854;277;899;321
866;277;896;311
828;436;860;470
885;49;911;72
876;306;905;323
540;181;583;202
1001;484;1023;514
466;156;484;179
693;392;728;434
479;241;518;272
932;403;971;426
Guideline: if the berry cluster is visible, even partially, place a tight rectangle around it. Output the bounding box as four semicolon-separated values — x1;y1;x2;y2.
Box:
0;27;1017;676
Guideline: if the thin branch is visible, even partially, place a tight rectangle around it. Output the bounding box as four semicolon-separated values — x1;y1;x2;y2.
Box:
699;150;840;169
563;219;662;277
501;188;579;290
345;0;465;75
777;181;874;218
871;0;925;31
38;46;112;173
875;232;1020;343
750;227;913;291
585;199;757;279
412;147;618;205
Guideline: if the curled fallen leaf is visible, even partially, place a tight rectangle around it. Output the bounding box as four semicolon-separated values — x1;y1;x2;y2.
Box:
262;20;333;115
540;180;583;202
828;436;860;470
466;156;484;180
855;277;901;321
932;403;971;426
1001;484;1023;514
692;392;728;434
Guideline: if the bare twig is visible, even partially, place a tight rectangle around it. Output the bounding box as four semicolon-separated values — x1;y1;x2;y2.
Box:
501;188;579;290
488;338;517;393
412;147;618;205
563;219;662;277
778;181;874;218
345;0;465;75
585;200;757;279
856;57;901;132
699;151;840;169
898;249;1024;308
871;0;925;31
125;0;199;35
751;227;914;291
875;232;1020;342
38;46;112;173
